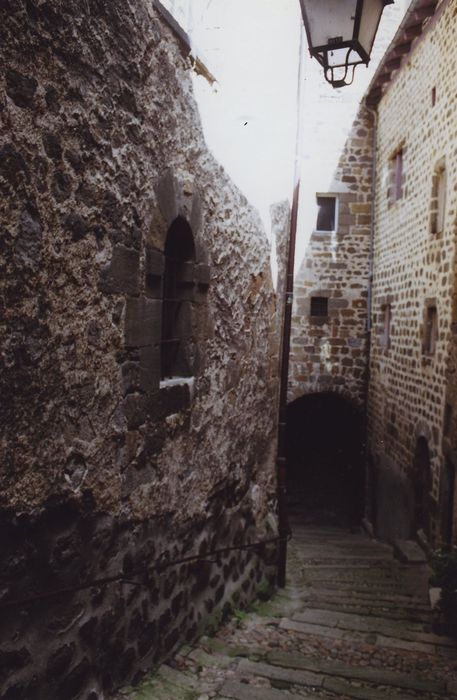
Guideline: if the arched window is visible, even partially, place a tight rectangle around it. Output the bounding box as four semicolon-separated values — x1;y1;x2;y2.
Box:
161;217;196;379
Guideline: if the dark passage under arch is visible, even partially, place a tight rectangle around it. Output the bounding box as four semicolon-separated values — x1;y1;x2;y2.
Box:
285;392;365;527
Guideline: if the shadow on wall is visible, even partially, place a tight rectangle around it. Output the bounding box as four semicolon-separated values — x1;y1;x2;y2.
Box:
286;392;365;527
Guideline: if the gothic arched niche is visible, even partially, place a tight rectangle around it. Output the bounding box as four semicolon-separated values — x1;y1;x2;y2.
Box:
161;216;196;379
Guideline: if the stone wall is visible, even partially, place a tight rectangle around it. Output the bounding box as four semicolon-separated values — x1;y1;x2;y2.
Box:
288;107;374;408
367;0;457;542
0;2;278;697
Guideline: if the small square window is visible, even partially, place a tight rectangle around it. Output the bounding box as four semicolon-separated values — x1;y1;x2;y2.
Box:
423;305;438;355
310;296;328;317
316;196;336;231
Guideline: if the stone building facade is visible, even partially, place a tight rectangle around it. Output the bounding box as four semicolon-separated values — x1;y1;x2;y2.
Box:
365;0;457;543
289;0;457;545
0;2;278;698
289;108;374;408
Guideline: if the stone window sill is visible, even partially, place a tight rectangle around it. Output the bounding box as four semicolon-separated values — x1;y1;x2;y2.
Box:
160;376;194;390
309;316;329;325
159;376;195;415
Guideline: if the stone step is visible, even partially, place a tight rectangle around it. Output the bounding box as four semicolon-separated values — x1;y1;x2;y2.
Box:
280;617;376;644
265;650;448;695
293;608;430;634
236;658;413;700
306;590;432;609
292;609;456;646
306;585;429;604
393;539;428;564
304;574;422;590
298;600;434;625
303;563;426;577
299;550;393;561
281;618;456;656
237;658;323;689
219;680;302;700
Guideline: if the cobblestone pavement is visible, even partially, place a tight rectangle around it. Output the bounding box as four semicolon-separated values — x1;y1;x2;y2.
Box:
115;520;457;700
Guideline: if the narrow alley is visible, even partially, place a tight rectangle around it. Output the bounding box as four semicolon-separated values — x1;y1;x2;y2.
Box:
2;0;457;697
116;518;457;700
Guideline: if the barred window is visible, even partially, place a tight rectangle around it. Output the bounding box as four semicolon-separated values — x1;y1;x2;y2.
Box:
310;296;328;318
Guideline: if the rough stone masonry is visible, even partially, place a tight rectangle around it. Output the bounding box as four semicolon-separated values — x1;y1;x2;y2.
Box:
0;2;279;698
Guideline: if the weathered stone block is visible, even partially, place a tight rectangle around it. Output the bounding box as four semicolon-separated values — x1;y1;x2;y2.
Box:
328;299;349;310
140;346;160;393
124;297;161;348
145;247;164;276
178;261;195;286
156;170;177;224
123;393;147;430
99;245;140;296
15;207;43;271
195;263;211;287
6;69;37;108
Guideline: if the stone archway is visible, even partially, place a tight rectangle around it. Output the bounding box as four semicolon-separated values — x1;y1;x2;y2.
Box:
285;392;365;527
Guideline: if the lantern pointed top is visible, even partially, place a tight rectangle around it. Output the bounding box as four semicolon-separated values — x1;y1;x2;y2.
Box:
299;0;394;88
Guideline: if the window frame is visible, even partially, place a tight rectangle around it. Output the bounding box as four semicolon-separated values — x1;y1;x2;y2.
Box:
430;159;447;235
423;304;438;356
160;217;196;381
387;145;405;205
380;303;391;351
315;194;338;233
310;296;329;319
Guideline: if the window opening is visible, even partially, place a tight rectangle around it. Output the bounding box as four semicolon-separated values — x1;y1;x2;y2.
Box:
394;149;403;201
161;217;195;379
316;196;336;231
430;162;446;234
310;296;329;318
423;305;438;355
381;304;391;350
431;86;436;106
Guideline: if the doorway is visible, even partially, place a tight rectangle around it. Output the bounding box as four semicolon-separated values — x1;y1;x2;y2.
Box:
285;392;365;527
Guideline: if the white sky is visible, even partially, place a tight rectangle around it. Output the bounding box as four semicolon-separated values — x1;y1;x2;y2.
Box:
162;0;410;276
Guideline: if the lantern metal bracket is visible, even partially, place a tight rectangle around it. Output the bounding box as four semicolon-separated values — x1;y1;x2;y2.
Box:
299;0;394;89
323;49;358;88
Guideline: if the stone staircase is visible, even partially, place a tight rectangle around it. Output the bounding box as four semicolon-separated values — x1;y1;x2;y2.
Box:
116;523;457;700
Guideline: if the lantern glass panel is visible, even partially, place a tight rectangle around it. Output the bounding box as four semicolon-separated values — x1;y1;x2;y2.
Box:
327;46;355;69
358;0;385;55
305;0;358;49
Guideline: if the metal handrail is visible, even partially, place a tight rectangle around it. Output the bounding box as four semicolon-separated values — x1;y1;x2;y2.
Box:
0;533;290;609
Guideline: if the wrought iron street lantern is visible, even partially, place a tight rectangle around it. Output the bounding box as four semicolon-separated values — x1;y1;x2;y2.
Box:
299;0;394;88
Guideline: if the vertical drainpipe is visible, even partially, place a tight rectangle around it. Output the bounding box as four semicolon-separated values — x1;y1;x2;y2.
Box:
363;102;378;533
277;21;306;588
